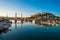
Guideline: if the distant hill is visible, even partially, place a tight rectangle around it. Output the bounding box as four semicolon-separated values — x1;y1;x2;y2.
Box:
30;12;60;20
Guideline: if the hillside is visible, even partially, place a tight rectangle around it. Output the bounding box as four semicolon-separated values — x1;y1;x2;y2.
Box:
31;12;60;20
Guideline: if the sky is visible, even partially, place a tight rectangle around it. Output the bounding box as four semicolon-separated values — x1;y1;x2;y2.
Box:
0;0;60;17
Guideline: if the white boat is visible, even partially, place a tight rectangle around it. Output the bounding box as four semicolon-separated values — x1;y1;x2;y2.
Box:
0;18;12;30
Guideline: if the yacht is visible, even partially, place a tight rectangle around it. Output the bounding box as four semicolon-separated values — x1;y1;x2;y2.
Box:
0;18;12;30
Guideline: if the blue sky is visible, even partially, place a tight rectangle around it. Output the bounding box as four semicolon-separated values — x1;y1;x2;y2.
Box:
0;0;60;17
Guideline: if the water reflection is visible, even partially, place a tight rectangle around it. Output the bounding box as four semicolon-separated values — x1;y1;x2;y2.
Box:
0;24;12;39
15;23;17;30
0;20;60;40
14;22;23;30
20;22;23;28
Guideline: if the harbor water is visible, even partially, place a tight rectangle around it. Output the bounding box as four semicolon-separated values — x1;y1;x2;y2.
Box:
0;22;60;40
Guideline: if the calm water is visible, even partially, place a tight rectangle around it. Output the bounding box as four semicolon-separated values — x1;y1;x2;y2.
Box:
0;22;60;40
